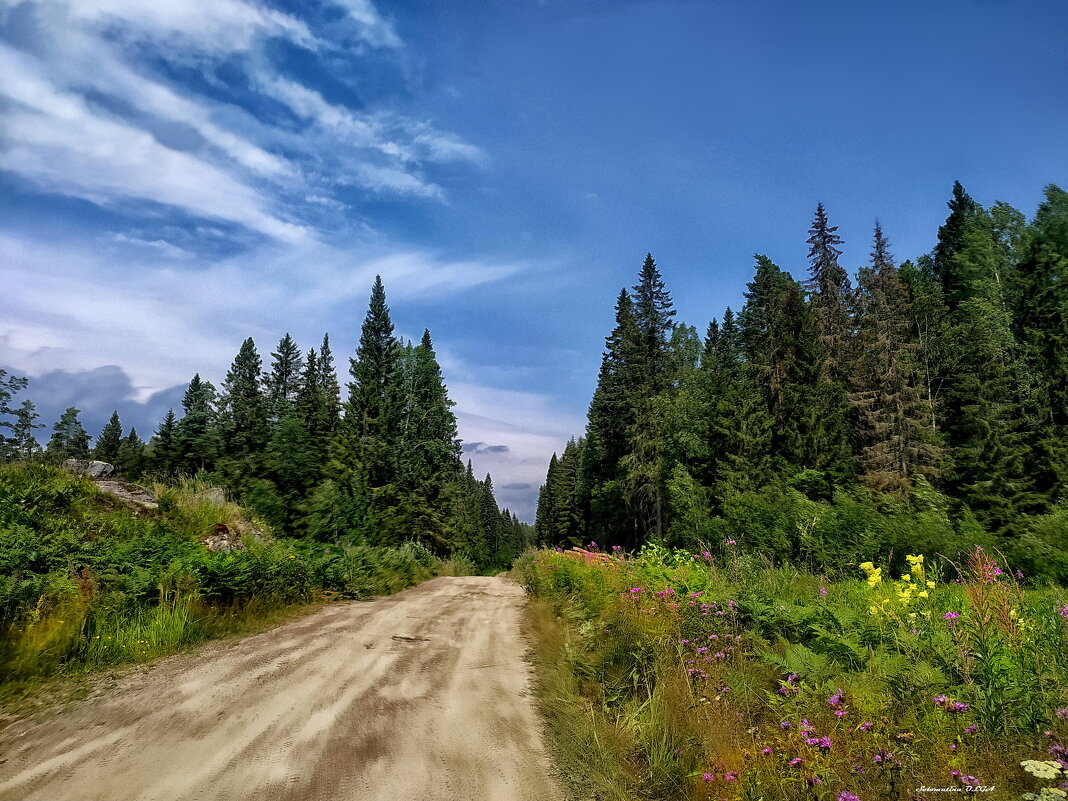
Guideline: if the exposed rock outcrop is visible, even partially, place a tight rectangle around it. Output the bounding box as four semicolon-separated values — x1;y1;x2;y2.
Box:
63;459;114;478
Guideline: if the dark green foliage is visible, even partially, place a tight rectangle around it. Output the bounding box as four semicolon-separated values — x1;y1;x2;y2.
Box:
9;400;43;461
93;410;123;464
0;370;29;459
150;409;179;476
266;333;304;413
216;338;269;493
175;374;218;473
46;407;90;461
116;428;146;479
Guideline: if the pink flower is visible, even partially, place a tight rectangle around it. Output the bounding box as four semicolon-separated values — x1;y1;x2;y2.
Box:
701;772;713;782
761;747;774;755
837;793;861;801
725;771;739;783
819;586;828;598
789;758;804;767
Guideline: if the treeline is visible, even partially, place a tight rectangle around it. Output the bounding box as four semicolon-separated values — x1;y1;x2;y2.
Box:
535;183;1068;580
0;278;529;571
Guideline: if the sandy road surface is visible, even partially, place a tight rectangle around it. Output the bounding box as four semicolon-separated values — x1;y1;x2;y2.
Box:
0;576;562;801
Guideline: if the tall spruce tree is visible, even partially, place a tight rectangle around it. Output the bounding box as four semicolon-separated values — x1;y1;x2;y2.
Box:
266;333;304;413
116;428;147;478
150;410;179;476
93;411;123;463
804;203;853;380
849;223;944;493
217;338;269;491
175;374;218;473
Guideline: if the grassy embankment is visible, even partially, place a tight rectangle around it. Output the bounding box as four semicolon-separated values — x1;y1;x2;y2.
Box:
517;544;1068;801
0;462;471;701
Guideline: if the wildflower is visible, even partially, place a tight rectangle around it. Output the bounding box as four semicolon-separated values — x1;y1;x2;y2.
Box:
788;674;799;684
806;776;821;787
1015;569;1025;580
1056;707;1068;720
944;611;960;626
1058;604;1068;619
725;539;737;546
724;771;739;783
933;695;949;706
701;772;714;782
288;555;295;559
761;747;774;755
858;721;873;732
819;736;833;750
950;770;960;778
828;688;844;706
917;591;929;599
964;724;978;735
819;586;828;598
1022;760;1064;780
789;758;804;767
961;775;979;787
927;581;936;588
805;737;820;746
780;721;791;729
835;709;848;718
837;793;861;801
948;701;970;714
873;749;893;764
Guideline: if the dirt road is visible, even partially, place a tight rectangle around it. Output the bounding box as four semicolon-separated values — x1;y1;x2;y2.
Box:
0;576;562;801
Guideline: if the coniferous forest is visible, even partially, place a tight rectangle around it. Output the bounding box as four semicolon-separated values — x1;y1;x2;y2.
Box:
534;183;1068;584
0;276;530;573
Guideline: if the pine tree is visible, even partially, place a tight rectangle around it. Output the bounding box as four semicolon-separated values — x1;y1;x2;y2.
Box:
479;473;503;565
1015;185;1068;499
339;276;402;490
533;453;560;547
46;407;91;461
93;411;123;463
631;253;677;392
217;338;269;482
266;333;304;413
317;333;342;432
175;374;218;473
10;399;43;460
0;369;29;459
934;181;982;310
116;428;147;478
150;409;179;476
804;203;853;380
849;223;944;493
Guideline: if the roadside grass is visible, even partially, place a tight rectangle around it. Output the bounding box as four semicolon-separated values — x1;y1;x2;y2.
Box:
517;544;1068;800
0;462;472;703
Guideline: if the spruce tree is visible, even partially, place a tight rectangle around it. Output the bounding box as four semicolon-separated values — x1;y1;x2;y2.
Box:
150;410;179;476
266;333;304;412
804;203;853;380
93;411;123;464
1015;185;1068;499
175;374;218;473
849;223;944;493
631;253;677;392
46;407;91;461
116;428;147;478
218;338;269;473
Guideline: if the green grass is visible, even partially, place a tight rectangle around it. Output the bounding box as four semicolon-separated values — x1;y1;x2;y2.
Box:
0;462;472;700
517;544;1068;800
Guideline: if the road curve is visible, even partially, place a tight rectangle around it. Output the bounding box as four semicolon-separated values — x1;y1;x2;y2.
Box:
0;576;562;801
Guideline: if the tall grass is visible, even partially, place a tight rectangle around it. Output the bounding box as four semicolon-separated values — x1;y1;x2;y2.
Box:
517;544;1068;800
0;463;471;698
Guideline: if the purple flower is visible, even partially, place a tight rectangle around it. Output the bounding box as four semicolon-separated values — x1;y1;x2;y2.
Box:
780;720;791;729
788;674;799;684
761;747;774;755
1015;569;1025;580
806;776;821;787
837;793;861;801
933;694;949;706
829;688;844;706
835;709;848;718
819;586;828;598
964;724;978;734
805;737;820;746
724;771;739;783
789;757;804;767
701;772;713;782
858;721;873;732
725;539;737;546
948;701;970;714
961;775;979;787
1058;604;1068;619
1056;707;1068;720
818;736;833;750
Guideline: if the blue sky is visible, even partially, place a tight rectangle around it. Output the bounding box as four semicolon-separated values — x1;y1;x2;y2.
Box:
2;0;1066;519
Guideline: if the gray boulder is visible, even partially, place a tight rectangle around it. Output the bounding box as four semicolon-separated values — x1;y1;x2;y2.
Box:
63;459;115;478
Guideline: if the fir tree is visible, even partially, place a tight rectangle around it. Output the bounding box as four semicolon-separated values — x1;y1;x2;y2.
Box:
217;338;269;481
175;374;218;473
116;428;147;478
151;410;179;476
46;407;91;461
631;253;677;392
804;203;853;380
849;223;944;493
93;411;123;463
266;333;305;412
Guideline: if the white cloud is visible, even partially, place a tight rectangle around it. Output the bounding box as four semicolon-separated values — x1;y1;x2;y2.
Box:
0;45;308;243
331;0;402;49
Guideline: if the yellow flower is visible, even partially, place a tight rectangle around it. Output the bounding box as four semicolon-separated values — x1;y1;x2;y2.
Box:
906;554;924;565
918;591;929;599
927;581;936;589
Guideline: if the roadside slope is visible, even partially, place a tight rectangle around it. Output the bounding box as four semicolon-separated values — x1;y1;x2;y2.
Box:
0;576;561;801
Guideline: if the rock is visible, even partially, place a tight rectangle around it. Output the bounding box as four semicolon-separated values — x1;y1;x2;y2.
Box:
63;459;115;478
194;487;228;507
203;523;244;553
